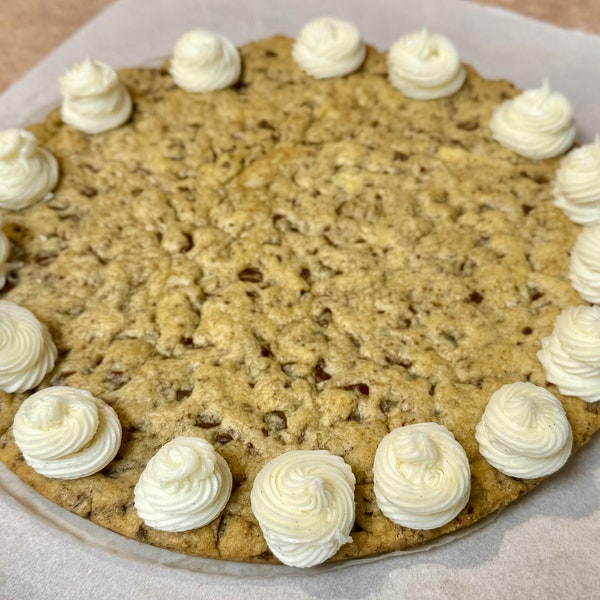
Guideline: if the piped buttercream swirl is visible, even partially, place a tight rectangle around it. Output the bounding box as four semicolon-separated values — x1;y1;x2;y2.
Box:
13;386;122;479
134;436;232;532
537;305;600;403
569;223;600;304
0;300;57;393
489;80;576;160
552;137;600;224
0;129;58;211
250;449;355;568
0;230;21;289
60;58;132;134
170;30;241;93
387;29;466;100
292;17;366;79
373;423;470;529
475;382;572;478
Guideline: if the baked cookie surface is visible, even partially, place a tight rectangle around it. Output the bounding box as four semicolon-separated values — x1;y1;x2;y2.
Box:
1;35;598;563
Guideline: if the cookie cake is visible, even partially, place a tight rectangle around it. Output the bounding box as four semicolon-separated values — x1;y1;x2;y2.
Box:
0;17;599;568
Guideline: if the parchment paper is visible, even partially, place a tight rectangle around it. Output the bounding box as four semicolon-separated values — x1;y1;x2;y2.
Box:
1;1;600;598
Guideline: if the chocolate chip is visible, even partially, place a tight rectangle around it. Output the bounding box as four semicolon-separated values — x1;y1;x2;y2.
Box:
393;151;410;161
194;414;222;428
214;431;233;444
260;345;273;358
315;307;333;327
175;388;193;401
258;119;276;131
380;399;398;414
314;358;331;382
521;326;533;335
528;288;544;301
468;291;484;304
457;119;479;131
342;383;370;396
522;204;534;215
263;410;287;432
34;251;58;266
238;267;263;282
80;185;98;198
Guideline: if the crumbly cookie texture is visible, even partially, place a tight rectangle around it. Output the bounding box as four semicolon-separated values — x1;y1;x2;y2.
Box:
0;36;598;563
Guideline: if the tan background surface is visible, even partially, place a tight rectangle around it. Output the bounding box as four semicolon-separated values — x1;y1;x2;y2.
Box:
1;0;599;93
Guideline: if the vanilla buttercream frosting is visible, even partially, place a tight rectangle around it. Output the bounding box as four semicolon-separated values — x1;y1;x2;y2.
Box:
387;29;466;100
489;80;576;160
0;129;59;211
13;386;122;479
292;17;366;79
0;300;57;393
475;382;572;479
60;58;132;134
569;223;600;304
134;436;232;532
373;423;471;530
0;230;20;289
537;305;600;403
250;449;355;567
170;30;241;93
553;137;600;224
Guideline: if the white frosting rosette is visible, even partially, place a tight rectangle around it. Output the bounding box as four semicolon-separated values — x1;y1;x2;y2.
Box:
0;230;20;289
489;80;576;160
60;58;132;134
0;129;59;211
475;382;572;478
170;30;241;92
569;223;600;304
373;423;471;530
0;300;57;393
134;436;232;532
250;449;355;568
537;305;600;403
292;17;366;79
387;29;466;100
13;386;122;479
553;137;600;224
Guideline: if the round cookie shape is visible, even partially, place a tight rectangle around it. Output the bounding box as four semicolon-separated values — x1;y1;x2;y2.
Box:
0;129;58;211
373;423;471;529
0;33;597;565
134;436;232;532
170;30;241;92
475;382;573;479
13;386;122;479
250;450;355;567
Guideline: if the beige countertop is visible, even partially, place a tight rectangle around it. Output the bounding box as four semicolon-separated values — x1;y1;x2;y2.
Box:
1;0;599;92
